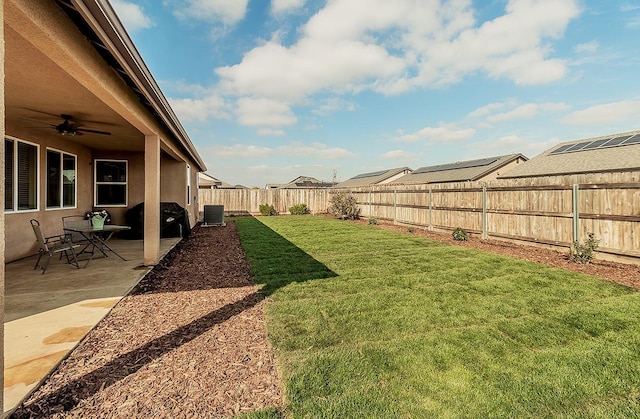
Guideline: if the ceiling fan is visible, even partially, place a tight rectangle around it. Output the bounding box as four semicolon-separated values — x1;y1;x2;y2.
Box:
25;114;111;136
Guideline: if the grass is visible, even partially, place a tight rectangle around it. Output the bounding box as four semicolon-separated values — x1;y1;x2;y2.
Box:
235;215;640;418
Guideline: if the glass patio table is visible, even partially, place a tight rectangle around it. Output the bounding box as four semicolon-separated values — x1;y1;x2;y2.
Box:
63;224;131;266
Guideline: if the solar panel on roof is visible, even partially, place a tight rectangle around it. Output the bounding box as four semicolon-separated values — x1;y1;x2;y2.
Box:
351;170;388;179
565;142;592;152
623;134;640;145
604;135;631;147
549;144;574;155
581;138;611;150
549;133;640;155
413;157;498;174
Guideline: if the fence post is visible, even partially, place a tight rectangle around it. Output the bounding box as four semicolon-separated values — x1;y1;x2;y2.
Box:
482;186;487;239
369;190;372;217
572;184;579;243
393;189;397;223
428;187;433;231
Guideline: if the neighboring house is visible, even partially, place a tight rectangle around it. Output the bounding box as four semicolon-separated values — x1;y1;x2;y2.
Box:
336;167;412;188
198;172;222;189
2;0;206;267
277;176;334;189
265;183;283;189
396;154;527;184
499;131;640;179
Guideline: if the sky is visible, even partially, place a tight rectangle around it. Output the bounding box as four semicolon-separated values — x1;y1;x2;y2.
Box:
111;0;640;188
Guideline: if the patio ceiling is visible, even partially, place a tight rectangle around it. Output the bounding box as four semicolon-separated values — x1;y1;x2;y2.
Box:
4;22;144;152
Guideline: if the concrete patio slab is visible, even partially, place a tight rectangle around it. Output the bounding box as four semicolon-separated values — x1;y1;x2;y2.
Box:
4;238;181;414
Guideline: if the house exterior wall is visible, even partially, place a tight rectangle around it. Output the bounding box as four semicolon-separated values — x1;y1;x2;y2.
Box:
4;126;94;262
478;157;526;182
379;170;412;184
4;0;205;263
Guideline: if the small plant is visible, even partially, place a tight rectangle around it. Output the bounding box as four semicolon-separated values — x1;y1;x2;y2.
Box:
259;204;278;216
452;227;468;241
368;217;378;225
329;192;361;220
289;203;310;215
570;232;599;264
407;227;415;233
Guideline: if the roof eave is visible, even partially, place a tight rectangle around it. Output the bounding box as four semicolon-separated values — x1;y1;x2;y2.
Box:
70;0;207;171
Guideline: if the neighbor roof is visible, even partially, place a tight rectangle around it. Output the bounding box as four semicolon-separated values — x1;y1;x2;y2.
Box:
499;130;640;178
396;154;527;184
336;167;412;188
277;176;334;189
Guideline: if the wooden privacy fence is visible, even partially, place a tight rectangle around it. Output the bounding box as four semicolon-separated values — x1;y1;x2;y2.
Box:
199;173;640;262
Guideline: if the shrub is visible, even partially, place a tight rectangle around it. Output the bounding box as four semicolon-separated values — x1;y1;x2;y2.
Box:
570;232;599;264
289;203;310;215
259;204;277;216
452;227;468;241
368;217;378;225
329;192;361;220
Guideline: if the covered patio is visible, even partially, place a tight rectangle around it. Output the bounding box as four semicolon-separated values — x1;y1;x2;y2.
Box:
3;236;182;414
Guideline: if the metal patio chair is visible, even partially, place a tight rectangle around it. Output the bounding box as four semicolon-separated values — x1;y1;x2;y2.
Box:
30;219;80;274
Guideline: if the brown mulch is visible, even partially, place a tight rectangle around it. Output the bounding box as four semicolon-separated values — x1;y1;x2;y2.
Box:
353;218;640;289
12;217;640;418
12;222;284;418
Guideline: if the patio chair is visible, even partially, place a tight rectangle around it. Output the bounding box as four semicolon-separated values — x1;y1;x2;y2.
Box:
30;219;80;274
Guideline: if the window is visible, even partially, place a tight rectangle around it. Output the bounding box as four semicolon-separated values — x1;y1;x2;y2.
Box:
47;149;77;209
94;159;127;206
186;164;191;206
5;137;39;212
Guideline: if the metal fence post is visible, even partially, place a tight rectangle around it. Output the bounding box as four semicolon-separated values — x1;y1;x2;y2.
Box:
428;187;433;231
482;186;487;239
393;189;397;223
572;184;579;243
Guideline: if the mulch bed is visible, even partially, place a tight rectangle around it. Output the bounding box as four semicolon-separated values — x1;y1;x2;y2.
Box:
11;222;283;418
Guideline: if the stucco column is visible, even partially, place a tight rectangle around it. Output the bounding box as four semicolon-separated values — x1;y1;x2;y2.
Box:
144;134;161;265
1;0;6;410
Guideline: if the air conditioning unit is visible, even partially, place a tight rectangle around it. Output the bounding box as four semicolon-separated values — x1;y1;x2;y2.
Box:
203;205;225;226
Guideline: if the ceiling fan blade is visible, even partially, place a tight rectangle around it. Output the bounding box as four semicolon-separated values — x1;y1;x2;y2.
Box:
19;117;56;126
76;128;111;136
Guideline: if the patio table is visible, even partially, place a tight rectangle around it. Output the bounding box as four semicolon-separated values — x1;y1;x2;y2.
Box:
63;224;131;267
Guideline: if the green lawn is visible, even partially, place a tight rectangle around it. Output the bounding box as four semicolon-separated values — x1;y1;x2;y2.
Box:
235;216;640;418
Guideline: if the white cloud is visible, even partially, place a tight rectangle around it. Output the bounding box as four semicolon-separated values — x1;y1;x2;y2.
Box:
574;41;599;54
487;104;538;122
382;150;416;160
313;97;358;115
467;102;508;118
111;0;153;32
475;101;570;123
276;142;356;159
236;97;297;128
206;144;273;158
271;0;306;15
395;124;476;143
174;0;248;25
562;100;640;125
212;0;579;131
169;96;230;122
